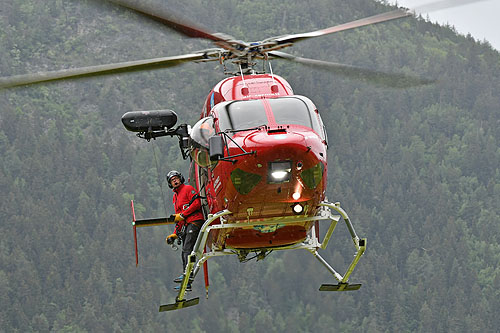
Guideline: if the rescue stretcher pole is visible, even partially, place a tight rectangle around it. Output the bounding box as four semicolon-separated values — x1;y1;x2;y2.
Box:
203;247;209;298
131;200;138;267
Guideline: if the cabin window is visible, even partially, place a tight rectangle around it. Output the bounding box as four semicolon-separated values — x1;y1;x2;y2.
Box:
218;100;268;132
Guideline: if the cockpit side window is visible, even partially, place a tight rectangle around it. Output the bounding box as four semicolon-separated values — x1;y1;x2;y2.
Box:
190;117;217;167
191;117;215;148
217;100;268;132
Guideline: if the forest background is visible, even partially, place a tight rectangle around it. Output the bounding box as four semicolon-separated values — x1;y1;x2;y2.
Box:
0;0;499;332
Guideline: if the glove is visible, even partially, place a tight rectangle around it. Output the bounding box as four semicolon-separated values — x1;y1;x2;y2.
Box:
174;213;185;222
166;233;177;245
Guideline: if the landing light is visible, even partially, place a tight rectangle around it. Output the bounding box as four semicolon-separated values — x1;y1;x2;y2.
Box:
271;171;288;180
292;203;303;214
268;161;292;183
292;192;301;200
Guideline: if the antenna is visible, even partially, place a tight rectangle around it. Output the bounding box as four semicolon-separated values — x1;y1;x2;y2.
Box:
239;64;249;96
269;62;276;83
269;62;279;93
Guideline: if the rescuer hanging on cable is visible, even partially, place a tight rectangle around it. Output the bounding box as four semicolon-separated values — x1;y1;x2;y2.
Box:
165;170;204;291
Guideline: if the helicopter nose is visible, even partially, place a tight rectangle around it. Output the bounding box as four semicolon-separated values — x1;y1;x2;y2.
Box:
240;129;325;189
227;128;326;220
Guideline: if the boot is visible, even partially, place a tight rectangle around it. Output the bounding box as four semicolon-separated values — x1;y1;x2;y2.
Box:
173;273;194;283
173;283;192;292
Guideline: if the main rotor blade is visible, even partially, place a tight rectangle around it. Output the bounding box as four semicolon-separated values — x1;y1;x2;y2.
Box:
269;51;434;88
0;51;216;89
272;9;411;45
101;0;233;44
270;0;489;46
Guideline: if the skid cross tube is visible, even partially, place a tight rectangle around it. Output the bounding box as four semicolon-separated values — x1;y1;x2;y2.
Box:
319;201;360;249
185;209;337;283
187;201;366;285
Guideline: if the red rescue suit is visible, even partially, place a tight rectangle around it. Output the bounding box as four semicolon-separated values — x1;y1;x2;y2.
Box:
172;183;204;235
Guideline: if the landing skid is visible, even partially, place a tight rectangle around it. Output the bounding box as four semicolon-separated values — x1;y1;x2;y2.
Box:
320;283;362;291
163;201;366;311
159;297;199;312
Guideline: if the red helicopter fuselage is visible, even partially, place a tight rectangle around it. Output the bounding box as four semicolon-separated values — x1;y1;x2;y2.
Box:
189;74;328;250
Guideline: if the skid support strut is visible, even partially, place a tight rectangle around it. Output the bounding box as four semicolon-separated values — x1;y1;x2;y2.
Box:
316;202;366;291
159;210;232;312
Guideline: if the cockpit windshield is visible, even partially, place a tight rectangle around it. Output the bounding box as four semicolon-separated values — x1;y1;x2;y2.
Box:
215;96;323;138
268;97;312;128
217;100;268;132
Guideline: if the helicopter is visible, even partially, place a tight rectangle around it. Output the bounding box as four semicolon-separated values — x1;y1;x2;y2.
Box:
0;0;478;312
